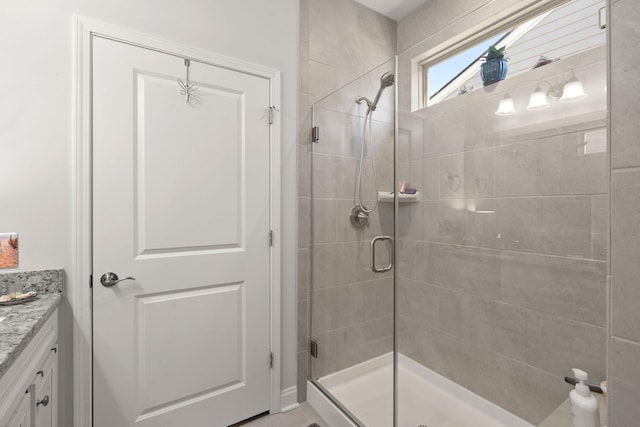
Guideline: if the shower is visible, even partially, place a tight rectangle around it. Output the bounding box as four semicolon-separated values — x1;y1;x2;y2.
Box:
355;71;395;114
350;71;395;228
308;0;610;426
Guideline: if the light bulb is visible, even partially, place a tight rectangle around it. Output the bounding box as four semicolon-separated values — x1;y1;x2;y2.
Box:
560;79;587;102
495;95;516;115
527;86;549;110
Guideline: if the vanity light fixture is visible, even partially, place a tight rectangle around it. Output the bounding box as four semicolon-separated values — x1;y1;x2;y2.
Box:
498;75;586;115
560;77;587;102
495;94;516;115
526;85;550;110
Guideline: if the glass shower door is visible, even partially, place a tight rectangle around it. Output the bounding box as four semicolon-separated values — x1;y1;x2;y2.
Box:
308;60;397;427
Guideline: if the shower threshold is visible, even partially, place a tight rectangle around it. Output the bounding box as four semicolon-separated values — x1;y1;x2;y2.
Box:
309;353;533;427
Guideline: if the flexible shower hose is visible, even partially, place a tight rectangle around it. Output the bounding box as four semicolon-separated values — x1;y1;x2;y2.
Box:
354;109;379;214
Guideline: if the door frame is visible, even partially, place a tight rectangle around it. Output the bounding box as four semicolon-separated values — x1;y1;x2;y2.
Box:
71;16;283;427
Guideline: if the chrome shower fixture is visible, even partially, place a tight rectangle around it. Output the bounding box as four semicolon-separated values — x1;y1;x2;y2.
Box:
355;72;395;113
355;95;373;109
350;205;370;229
350;71;395;229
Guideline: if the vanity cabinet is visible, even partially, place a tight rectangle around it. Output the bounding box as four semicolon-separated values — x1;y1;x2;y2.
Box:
34;348;57;427
4;388;31;427
0;310;58;427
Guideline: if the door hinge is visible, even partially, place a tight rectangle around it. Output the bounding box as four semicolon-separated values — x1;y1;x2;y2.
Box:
312;126;320;143
268;105;279;125
269;351;274;369
269;230;273;247
89;275;93;288
310;340;318;358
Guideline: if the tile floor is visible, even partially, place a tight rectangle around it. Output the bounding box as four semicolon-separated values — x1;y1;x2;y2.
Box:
233;403;326;427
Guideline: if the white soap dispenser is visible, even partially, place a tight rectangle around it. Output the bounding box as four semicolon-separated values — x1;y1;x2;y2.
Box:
570;368;599;427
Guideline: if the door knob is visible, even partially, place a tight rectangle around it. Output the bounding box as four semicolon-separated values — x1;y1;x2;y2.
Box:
37;395;50;407
100;272;136;287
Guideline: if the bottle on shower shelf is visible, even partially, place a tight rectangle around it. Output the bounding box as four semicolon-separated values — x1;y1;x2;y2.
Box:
569;368;599;427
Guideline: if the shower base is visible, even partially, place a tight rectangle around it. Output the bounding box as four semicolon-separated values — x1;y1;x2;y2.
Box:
309;353;533;427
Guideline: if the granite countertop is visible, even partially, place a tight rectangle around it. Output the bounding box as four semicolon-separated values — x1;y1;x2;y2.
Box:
0;269;63;380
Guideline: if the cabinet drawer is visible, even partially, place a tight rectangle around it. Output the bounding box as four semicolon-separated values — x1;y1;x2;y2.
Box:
0;387;32;427
33;346;57;390
34;346;57;427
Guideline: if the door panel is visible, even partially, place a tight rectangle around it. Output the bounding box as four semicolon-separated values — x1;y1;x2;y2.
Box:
137;283;245;413
135;71;244;253
92;36;271;427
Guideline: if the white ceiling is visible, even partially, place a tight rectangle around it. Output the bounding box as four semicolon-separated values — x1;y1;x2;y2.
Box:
352;0;427;21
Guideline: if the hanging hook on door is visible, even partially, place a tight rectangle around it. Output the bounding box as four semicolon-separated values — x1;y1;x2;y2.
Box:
178;58;199;103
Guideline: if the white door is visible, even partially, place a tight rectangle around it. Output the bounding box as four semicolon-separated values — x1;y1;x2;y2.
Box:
92;36;272;427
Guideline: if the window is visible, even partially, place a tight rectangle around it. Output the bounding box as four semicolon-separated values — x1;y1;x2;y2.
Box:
426;33;507;102
421;0;606;107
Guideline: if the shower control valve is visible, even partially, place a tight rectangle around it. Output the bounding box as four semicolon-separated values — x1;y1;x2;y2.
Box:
350;205;370;229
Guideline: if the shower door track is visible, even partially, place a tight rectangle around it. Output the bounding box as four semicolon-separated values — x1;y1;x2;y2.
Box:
310;379;366;427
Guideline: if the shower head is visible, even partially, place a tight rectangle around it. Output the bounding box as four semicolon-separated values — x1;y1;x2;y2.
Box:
380;72;395;88
369;71;395;112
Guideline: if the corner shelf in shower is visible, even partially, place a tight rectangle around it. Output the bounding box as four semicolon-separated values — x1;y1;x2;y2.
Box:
377;191;420;203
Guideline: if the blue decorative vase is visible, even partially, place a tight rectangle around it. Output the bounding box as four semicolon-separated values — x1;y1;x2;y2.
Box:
480;58;508;86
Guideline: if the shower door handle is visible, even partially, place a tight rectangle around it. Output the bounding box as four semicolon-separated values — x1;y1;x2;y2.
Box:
370;235;393;273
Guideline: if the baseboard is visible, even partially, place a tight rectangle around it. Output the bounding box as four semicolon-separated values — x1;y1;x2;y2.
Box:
280;386;299;412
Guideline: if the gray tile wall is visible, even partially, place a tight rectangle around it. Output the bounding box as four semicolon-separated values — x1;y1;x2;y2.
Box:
297;0;397;402
397;2;608;425
609;0;640;425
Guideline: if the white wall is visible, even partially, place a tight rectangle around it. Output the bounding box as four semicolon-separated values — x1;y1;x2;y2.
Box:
0;1;298;425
